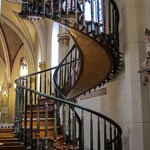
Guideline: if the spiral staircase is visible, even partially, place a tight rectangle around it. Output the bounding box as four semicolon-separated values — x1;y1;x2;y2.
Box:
3;0;123;149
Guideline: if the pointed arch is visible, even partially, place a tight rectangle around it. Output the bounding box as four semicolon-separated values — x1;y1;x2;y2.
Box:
0;26;10;82
0;15;35;74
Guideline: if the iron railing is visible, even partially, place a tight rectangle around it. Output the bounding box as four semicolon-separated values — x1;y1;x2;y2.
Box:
12;0;123;149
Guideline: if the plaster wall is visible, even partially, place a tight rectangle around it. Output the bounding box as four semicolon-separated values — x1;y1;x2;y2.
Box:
0;60;5;87
77;0;150;150
9;46;32;122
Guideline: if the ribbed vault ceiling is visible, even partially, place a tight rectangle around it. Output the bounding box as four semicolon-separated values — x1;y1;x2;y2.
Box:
0;20;23;71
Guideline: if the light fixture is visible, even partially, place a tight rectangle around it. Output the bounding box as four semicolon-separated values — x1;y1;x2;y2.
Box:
20;57;28;76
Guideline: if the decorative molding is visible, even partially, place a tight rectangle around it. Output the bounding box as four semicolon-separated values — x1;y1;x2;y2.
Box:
58;33;70;46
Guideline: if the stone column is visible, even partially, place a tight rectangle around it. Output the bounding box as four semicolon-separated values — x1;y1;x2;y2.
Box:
122;0;150;149
39;62;47;93
58;33;70;62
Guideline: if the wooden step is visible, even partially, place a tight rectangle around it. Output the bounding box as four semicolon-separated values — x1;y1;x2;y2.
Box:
33;135;63;147
38;98;54;105
0;138;19;142
23;109;54;118
27;103;54;111
57;144;79;150
0;145;25;150
23;126;62;138
22;118;54;127
0;128;13;133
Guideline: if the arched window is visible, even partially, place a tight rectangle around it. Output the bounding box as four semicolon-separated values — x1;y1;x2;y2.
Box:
20;57;28;76
84;0;102;22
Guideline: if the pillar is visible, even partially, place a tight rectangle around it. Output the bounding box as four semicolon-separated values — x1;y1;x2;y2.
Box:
122;0;150;149
58;33;70;62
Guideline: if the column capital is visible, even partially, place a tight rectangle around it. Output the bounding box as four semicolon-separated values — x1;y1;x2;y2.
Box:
39;62;46;71
58;33;70;46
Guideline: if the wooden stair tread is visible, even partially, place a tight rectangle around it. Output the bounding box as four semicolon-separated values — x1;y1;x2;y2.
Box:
23;109;53;113
23;126;61;130
22;118;54;121
33;135;63;141
57;144;79;150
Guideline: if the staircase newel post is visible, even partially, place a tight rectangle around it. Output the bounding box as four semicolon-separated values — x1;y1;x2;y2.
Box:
45;98;48;150
36;95;40;150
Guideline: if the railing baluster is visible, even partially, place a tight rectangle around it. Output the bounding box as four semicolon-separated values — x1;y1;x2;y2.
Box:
42;0;46;17
68;106;71;139
50;71;52;95
102;0;106;36
65;0;69;24
15;87;18;135
50;0;53;18
19;88;24;142
24;78;28;146
72;107;76;149
97;0;101;35
98;117;101;150
54;102;57;149
29;91;33;149
35;75;37;104
82;0;86;30
40;73;42;93
110;123;112;149
108;1;111;40
36;95;40;150
80;110;84;149
63;104;66;149
45;71;46;94
90;113;93;150
104;120;107;150
114;126;117;150
74;0;78;28
45;98;48;150
57;0;61;21
64;60;67;84
112;6;115;41
91;0;95;34
71;0;73;11
62;66;64;87
70;53;72;75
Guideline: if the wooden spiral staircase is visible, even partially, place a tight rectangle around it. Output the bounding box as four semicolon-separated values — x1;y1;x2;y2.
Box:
2;0;123;149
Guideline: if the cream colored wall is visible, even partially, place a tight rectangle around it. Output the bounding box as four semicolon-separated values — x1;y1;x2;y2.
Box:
77;0;150;150
9;46;33;122
0;59;5;88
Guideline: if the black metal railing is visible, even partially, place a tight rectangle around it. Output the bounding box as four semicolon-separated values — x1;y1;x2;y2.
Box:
10;0;123;149
15;81;122;149
15;0;123;79
53;44;81;98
